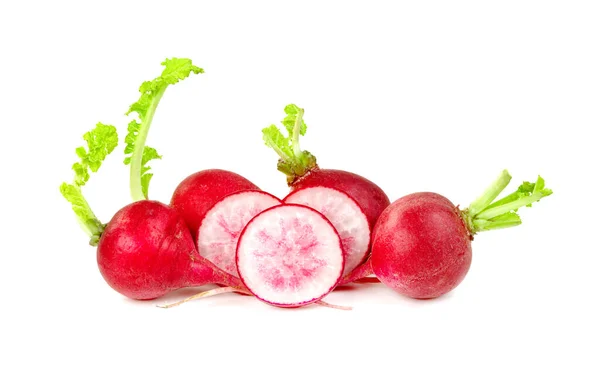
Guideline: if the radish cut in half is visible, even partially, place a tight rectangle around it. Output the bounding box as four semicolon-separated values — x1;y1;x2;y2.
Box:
197;191;282;277
236;204;344;308
284;186;370;277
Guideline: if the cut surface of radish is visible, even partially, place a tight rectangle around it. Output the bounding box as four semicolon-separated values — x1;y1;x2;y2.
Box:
236;204;344;307
284;186;370;276
197;191;281;277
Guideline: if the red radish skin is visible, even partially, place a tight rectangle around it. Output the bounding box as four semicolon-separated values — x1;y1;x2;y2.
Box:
197;190;282;277
97;200;243;300
170;169;259;240
284;186;371;277
291;169;389;230
236;204;344;308
371;192;473;299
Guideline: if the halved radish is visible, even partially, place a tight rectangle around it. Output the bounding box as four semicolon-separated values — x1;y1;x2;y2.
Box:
284;186;370;277
170;169;261;241
236;204;344;308
197;190;282;277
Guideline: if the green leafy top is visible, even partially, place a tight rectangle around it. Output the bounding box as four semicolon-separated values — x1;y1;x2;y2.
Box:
262;104;317;185
125;58;204;201
462;170;553;234
60;123;118;246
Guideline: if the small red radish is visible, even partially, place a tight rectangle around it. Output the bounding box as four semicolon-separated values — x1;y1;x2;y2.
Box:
98;200;243;300
284;186;370;277
262;104;390;229
236;204;344;308
262;104;390;283
170;169;260;241
197;190;282;276
371;170;553;299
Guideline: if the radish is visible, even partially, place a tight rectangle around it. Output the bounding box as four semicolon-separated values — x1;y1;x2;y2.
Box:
236;204;344;308
262;104;390;229
170;169;260;241
197;190;282;276
60;58;248;300
261;104;389;282
98;200;242;299
371;170;553;299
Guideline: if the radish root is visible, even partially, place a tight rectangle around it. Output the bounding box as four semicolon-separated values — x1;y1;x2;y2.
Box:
158;287;248;309
315;300;353;311
158;286;352;310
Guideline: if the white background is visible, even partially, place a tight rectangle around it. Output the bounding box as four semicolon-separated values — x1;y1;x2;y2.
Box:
1;1;599;370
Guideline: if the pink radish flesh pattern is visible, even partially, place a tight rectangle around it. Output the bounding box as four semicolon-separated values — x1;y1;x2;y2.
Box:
197;191;282;277
236;204;344;307
291;169;390;230
284;186;370;277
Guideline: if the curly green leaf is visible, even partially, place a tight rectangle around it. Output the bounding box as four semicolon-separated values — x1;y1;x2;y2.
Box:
125;57;204;201
60;123;118;246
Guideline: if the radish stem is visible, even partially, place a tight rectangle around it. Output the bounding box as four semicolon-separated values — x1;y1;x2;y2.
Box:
261;104;317;185
291;106;305;158
129;88;165;201
467;170;512;216
462;171;552;234
60;123;118;246
124;58;203;201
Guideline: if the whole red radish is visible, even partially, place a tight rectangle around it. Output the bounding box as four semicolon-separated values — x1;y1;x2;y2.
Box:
98;200;242;300
236;204;344;308
262;104;389;283
371;170;552;299
170;169;260;240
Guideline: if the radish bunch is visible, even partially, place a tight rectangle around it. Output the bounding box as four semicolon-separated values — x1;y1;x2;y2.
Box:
61;58;552;309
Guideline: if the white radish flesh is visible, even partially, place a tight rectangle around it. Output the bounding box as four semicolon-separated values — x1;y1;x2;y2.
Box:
284;186;370;276
197;191;281;277
236;204;344;307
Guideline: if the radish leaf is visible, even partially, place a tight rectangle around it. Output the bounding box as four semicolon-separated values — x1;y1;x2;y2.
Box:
125;58;203;201
463;171;553;234
262;104;317;185
60;123;118;246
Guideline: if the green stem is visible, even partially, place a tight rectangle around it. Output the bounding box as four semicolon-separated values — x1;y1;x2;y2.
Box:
265;136;292;162
472;213;522;231
130;87;166;201
60;183;105;246
476;193;547;220
291;107;304;158
77;195;104;239
468;170;512;217
462;171;552;235
261;104;318;185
